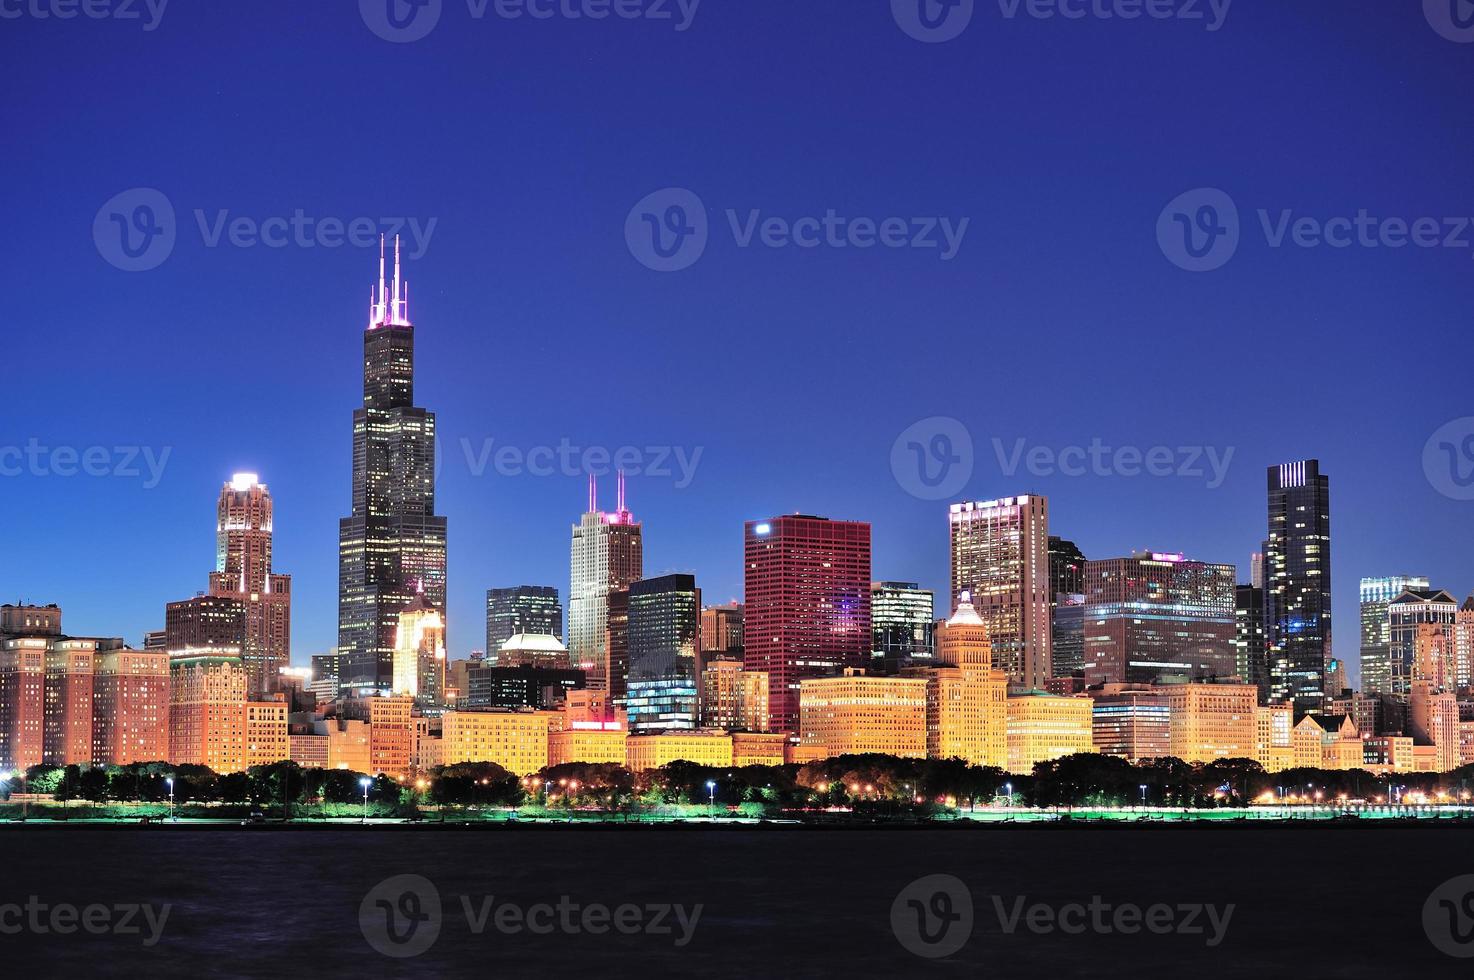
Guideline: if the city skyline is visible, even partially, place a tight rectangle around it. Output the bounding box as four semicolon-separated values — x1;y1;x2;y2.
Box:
5;3;1473;687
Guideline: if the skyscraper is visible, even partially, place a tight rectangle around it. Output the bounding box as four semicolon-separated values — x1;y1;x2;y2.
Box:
568;473;642;692
208;473;291;698
1387;589;1457;696
338;237;448;696
1081;552;1237;687
949;495;1051;690
870;581;935;674
486;586;563;658
1358;576;1429;696
392;590;447;708
1264;460;1331;717
626;573;701;732
1048;536;1087;679
1234;583;1268;702
744;514;871;734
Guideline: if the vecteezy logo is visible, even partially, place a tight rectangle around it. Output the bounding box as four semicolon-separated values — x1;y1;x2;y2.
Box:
1423;418;1474;501
359;0;442;43
891;417;973;501
625;188;708;272
891;0;974;42
891;873;973;958
93;188;176;272
1425;0;1474;43
1424;874;1474;957
1156;188;1240;272
360;874;442;958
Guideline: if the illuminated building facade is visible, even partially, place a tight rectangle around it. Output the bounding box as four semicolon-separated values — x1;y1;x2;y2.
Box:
744;515;872;734
798;669;927;760
1082;553;1236;687
870;581;935;674
1359;576;1429;696
339;237;448;696
731;731;787;766
568;473;642;693
1234;584;1267;701
625;730;734;771
168;655;247;774
1049;536;1087;679
1005;691;1093;773
700;657;769;732
441;710;553;775
245;697;289;768
1387;589;1457;696
486;586;562;660
43;638;96;766
0;638;45;771
626;574;701;732
1264;460;1332;716
207;474;292;699
907;595;1007;767
495;632;572;670
165;594;245;659
949;496;1051;690
700;604;744;657
92;647;169;765
1161;682;1258;763
1090;686;1172;761
549;725;627;766
392;592;446;707
462;664;585;711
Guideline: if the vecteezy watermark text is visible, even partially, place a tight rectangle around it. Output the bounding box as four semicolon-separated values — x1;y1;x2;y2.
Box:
993;437;1235;488
891;875;1235;959
0;0;168;30
1157;187;1474;272
625;188;969;272
0;440;171;489
93;187;437;272
360;874;701;959
359;0;700;43
458;437;702;488
891;0;1231;43
0;897;171;946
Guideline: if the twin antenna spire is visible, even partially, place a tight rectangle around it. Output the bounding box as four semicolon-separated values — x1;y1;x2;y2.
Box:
368;234;411;328
587;471;629;516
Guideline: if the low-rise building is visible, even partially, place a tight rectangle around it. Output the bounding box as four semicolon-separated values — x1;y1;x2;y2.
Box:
441;709;554;775
625;730;734;771
798;669;927;760
1005;691;1093;774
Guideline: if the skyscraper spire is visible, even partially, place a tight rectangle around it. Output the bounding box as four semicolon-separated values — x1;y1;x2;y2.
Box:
377;235;387;324
617;469;626;514
392;234;403;323
588;472;598;515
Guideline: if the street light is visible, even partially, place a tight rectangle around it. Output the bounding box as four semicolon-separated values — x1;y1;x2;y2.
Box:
1139;784;1148;810
1004;782;1013;807
359;777;372;824
166;776;175;823
706;779;717;819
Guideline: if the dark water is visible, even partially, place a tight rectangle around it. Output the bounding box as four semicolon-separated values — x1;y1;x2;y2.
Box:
1;824;1471;977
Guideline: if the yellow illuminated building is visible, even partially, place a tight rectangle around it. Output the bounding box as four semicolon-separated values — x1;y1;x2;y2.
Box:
1005;691;1093;773
907;594;1007;767
1254;704;1294;772
731;731;787;766
1162;682;1257;763
245;697;289;767
625;730;734;771
549;726;628;766
798;669;927;760
441;709;553;775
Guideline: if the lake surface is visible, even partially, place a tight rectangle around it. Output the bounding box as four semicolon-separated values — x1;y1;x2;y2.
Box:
1;824;1470;977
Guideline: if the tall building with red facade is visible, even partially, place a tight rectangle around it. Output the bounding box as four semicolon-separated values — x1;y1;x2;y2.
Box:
92;647;170;765
743;515;871;734
208;473;292;698
43;638;96;765
0;637;46;772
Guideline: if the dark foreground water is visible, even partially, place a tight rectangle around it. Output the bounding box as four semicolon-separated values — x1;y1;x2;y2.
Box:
1;824;1471;977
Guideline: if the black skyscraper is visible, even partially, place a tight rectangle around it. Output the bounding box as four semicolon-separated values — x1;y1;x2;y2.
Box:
337;237;448;695
1264;460;1331;717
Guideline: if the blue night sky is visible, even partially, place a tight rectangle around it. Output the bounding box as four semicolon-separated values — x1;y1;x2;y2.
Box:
3;1;1472;682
